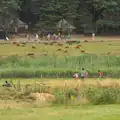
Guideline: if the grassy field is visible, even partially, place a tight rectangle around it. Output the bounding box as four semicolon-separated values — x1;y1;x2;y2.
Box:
0;41;120;78
1;41;120;56
0;78;120;120
0;38;120;120
0;105;120;120
1;78;120;87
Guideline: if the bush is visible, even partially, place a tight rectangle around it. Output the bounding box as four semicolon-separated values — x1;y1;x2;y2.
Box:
85;87;120;105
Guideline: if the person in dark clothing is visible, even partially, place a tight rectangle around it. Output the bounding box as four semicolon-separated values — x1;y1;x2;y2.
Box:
2;81;12;87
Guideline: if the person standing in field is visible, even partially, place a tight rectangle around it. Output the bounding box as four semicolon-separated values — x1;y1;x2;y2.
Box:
68;33;71;40
47;33;51;41
53;33;57;41
73;73;79;80
98;70;102;79
81;68;86;81
58;32;61;40
92;32;95;40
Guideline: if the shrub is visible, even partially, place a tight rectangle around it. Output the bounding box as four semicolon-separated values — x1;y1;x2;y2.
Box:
85;87;120;105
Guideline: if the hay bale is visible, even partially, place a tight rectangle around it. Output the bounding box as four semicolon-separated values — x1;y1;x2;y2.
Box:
29;93;56;102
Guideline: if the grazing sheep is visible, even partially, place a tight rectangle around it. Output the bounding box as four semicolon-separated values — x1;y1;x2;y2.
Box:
65;46;69;48
13;42;17;45
28;53;35;56
49;42;55;45
64;50;68;53
107;52;110;55
57;43;63;47
84;40;88;42
81;50;86;53
76;45;81;49
32;44;36;49
77;45;81;47
44;43;48;45
21;42;26;46
16;44;20;46
57;49;62;51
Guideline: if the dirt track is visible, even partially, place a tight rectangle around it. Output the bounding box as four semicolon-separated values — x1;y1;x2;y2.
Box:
1;35;120;44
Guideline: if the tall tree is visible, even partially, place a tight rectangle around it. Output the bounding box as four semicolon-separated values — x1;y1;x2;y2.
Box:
0;0;20;32
76;0;118;34
19;0;39;30
35;0;77;32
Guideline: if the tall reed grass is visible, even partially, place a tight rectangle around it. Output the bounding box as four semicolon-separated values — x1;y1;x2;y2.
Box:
0;55;120;78
1;80;120;105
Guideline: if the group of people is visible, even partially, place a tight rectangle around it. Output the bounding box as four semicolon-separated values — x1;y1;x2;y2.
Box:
47;32;71;41
1;69;102;88
73;68;102;81
47;32;62;41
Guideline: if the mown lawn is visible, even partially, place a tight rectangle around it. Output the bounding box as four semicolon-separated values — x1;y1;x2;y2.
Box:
0;105;120;120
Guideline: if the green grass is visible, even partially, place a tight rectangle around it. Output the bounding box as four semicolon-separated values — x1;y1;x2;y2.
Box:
0;41;120;78
0;105;120;120
0;54;120;78
1;41;120;56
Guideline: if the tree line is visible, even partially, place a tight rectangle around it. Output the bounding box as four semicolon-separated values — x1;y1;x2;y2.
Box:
0;0;120;34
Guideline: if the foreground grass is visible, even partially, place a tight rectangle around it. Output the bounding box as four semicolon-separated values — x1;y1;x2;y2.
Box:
0;105;120;120
1;78;120;87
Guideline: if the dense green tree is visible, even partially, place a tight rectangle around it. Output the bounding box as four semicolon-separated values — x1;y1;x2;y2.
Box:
19;0;39;28
0;0;20;30
34;0;77;32
0;0;119;34
76;0;118;34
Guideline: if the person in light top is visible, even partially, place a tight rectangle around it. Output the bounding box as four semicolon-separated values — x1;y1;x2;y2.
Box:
73;73;79;80
53;34;57;41
81;68;87;81
47;33;51;41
